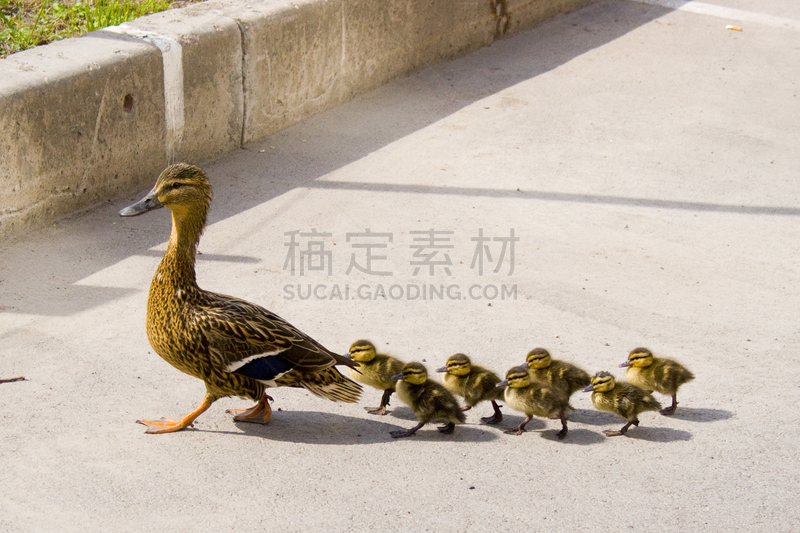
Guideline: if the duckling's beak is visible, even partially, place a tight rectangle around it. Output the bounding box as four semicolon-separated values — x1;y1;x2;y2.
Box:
119;190;163;217
582;384;595;392
497;379;508;388
436;366;447;373
619;360;631;368
390;373;402;381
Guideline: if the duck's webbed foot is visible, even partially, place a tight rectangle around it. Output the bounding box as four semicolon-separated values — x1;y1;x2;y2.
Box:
437;422;456;434
138;398;213;434
390;422;424;439
226;394;273;424
480;401;503;425
660;396;678;415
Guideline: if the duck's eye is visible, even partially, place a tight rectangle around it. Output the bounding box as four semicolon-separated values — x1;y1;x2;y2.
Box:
172;182;183;190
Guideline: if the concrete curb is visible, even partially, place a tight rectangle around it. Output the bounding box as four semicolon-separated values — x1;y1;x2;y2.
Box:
0;0;593;240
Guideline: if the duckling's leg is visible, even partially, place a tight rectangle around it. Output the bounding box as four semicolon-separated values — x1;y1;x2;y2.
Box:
480;400;503;425
226;393;273;424
390;422;425;438
438;422;456;434
660;395;678;415
504;416;531;436
366;389;394;415
137;396;214;434
603;419;636;437
556;412;568;440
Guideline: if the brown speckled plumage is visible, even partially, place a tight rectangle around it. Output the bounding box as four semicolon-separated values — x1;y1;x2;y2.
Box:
121;164;362;432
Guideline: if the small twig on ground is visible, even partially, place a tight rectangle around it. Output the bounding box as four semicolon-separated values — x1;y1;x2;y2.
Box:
0;376;26;384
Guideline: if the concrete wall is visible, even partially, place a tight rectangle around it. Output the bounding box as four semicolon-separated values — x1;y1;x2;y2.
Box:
0;0;593;240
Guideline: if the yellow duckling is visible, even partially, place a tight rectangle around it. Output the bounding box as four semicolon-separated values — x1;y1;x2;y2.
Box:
347;340;405;415
389;362;466;438
620;347;695;415
119;164;362;433
525;348;590;397
436;353;503;424
583;371;662;436
499;366;571;439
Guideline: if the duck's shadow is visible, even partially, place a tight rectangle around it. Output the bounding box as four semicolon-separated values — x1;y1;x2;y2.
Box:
203;409;500;444
668;407;734;423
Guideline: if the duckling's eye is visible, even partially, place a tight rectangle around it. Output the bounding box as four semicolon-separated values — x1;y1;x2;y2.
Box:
171;182;183;190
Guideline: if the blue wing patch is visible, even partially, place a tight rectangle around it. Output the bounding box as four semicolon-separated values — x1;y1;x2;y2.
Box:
233;355;294;381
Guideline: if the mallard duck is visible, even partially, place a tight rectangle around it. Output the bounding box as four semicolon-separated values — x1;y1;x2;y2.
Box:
499;366;571;439
119;164;362;434
436;353;503;424
620;347;695;415
525;348;590;397
583;371;662;436
347;340;405;415
389;362;466;438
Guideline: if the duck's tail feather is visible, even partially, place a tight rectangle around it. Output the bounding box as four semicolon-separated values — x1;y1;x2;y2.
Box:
300;367;363;403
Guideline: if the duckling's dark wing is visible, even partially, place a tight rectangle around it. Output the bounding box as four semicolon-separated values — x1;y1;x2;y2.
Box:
195;292;355;380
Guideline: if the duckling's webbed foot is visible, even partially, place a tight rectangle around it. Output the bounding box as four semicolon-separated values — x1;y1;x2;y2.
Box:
556;413;568;440
226;393;272;424
366;389;393;415
390;422;425;439
660;397;678;415
503;416;530;436
480;401;503;425
438;422;456;434
604;420;635;437
460;405;472;412
137;398;213;434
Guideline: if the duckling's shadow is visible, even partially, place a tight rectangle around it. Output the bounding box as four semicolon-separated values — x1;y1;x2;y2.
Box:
668;407;734;423
493;413;547;433
386;407;501;442
624;427;693;442
569;409;625;426
542;428;606;445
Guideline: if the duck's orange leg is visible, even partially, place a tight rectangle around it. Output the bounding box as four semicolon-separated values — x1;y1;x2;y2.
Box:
226;394;273;424
137;398;213;434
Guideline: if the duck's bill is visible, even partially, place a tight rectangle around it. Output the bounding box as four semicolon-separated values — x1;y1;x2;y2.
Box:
496;380;508;388
618;361;631;368
436;366;447;373
119;191;163;217
582;384;594;392
390;373;402;381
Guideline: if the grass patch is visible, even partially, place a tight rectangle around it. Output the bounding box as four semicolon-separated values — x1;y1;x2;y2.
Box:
0;0;200;58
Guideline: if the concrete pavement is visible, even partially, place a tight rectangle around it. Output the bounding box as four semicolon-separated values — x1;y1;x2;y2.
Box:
1;0;798;531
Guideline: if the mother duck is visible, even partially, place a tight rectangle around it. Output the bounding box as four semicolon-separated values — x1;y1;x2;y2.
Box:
120;164;362;434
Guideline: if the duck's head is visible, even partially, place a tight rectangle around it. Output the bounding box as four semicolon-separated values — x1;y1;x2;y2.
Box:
525;348;552;369
620;347;654;368
391;362;428;385
583;371;616;393
348;340;377;363
119;164;212;218
497;366;531;389
437;353;472;375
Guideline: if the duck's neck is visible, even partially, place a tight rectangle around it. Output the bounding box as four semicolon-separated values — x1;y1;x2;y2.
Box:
157;206;207;289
